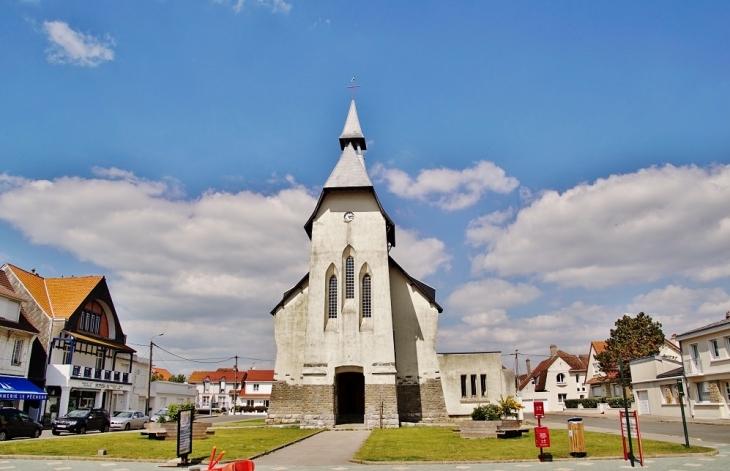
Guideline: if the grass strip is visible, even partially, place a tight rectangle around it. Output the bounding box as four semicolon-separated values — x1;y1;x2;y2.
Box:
354;427;713;462
212;419;268;427
0;428;318;461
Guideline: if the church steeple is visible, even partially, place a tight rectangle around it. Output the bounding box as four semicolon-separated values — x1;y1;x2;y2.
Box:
339;100;367;151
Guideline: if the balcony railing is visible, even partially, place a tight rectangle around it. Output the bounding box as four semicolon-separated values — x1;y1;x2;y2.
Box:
70;365;129;383
685;358;703;375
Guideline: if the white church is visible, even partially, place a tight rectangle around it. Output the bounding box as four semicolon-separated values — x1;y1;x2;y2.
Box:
267;97;514;428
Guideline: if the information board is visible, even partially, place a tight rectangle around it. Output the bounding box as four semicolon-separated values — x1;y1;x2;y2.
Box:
534;426;550;448
177;409;193;460
534;401;545;419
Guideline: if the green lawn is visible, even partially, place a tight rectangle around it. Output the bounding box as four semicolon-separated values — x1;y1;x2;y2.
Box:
354;427;713;462
212;419;268;427
0;428;319;462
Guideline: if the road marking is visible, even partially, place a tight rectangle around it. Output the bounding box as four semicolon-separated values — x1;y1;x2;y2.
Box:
54;468;72;471
575;464;594;466
331;468;348;470
100;464;118;467
455;467;470;469
0;467;15;470
392;468;410;470
554;468;573;471
682;464;702;467
271;468;289;470
112;469;129;471
514;466;533;468
46;463;63;466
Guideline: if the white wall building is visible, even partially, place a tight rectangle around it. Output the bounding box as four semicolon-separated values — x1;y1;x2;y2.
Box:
518;345;587;413
676;312;730;419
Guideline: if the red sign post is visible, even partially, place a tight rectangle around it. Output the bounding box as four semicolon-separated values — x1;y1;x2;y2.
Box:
535;426;550;448
619;410;644;466
534;401;545;419
533;401;550;461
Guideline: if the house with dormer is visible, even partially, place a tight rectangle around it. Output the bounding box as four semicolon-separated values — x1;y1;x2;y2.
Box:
188;367;241;412
2;264;138;422
238;369;274;409
518;345;587;413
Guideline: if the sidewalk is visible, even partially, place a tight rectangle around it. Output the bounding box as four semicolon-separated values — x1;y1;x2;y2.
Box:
543;408;730;426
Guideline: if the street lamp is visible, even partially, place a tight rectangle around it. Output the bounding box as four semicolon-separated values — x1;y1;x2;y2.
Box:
146;333;164;415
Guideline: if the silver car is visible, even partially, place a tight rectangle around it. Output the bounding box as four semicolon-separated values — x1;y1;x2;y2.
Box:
109;410;148;431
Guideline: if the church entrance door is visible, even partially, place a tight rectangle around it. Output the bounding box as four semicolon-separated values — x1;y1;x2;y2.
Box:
335;372;365;424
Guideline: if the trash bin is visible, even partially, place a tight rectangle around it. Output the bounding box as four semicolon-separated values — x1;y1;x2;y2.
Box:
567;417;586;457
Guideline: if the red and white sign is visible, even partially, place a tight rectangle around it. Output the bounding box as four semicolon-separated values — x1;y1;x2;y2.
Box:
534;426;550;448
534;401;545;419
619;410;644;466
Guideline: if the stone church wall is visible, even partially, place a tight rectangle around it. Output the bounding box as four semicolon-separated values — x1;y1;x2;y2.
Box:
365;383;399;428
266;381;302;425
396;378;448;423
300;384;335;428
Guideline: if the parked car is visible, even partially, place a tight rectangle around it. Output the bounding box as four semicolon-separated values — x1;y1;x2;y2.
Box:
0;408;43;440
149;408;169;423
52;408;110;435
110;410;148;430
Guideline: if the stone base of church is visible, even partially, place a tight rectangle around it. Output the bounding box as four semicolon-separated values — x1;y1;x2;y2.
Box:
397;378;449;423
299;384;336;428
364;383;400;428
266;380;303;425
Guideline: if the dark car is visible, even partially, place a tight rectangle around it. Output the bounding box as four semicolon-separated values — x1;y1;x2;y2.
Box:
0;407;43;440
52;408;110;435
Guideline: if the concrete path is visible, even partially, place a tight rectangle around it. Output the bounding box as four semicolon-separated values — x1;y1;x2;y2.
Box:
254;430;371;466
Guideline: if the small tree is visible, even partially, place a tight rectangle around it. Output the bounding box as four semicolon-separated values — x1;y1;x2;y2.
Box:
166;402;196;423
498;395;524;419
169;374;187;383
596;312;665;385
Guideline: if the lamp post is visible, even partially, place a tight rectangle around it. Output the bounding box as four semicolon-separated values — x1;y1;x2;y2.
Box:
146;333;164;415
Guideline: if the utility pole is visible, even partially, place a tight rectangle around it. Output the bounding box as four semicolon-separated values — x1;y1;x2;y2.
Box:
146;333;164;415
514;350;520;390
233;355;239;416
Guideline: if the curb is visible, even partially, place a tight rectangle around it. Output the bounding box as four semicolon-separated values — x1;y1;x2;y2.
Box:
350;449;719;465
247;429;324;460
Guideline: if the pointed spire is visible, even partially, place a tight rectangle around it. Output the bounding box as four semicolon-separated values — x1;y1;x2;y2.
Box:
339;100;367;151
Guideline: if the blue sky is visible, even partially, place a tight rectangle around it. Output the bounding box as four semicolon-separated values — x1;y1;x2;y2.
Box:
1;0;729;375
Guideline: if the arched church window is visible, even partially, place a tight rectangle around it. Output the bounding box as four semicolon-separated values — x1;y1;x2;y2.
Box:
328;275;338;318
345;257;354;298
362;274;371;318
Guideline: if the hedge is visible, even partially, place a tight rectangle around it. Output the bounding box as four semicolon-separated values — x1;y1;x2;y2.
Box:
564;397;632;409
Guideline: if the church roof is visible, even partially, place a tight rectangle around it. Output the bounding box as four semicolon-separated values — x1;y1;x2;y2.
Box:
388;257;443;313
270;272;309;315
324;144;373;188
339;100;367;151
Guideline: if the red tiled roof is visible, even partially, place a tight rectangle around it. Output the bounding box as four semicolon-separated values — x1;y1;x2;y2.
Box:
591;341;607;355
518;350;587;392
152;368;172;380
188;368;239;384
244;369;274;382
0;270;39;334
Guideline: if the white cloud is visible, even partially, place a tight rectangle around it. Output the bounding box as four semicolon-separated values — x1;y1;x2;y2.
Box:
43;21;115;67
214;0;292;14
0;170;448;373
388;228;451;279
628;284;730;336
371;160;519;211
470;164;730;288
438;301;615;359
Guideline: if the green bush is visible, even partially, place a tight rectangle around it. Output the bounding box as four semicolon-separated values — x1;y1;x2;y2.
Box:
606;397;633;408
166;402;196;423
471;404;501;421
564;399;581;409
581;398;598;408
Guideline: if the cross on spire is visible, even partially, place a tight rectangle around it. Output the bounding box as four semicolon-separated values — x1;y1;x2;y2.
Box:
346;77;361;100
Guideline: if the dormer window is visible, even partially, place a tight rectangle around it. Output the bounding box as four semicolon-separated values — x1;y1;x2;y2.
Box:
220;379;226;392
79;301;104;335
203;379;210;393
556;373;566;384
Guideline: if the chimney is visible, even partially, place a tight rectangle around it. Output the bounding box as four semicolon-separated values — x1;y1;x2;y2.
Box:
726;311;730;320
525;358;532;375
550;344;558;357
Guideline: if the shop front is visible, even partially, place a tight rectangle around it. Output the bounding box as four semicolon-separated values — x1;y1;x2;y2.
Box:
0;375;48;422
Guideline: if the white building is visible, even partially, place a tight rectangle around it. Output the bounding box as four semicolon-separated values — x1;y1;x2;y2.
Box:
0;270;45;419
238;369;274;409
149;380;197;413
518;345;587;413
189;367;240;412
629;355;683;417
267;98;512;428
676;312;730;419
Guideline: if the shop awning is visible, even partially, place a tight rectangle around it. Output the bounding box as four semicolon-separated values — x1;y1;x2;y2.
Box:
0;376;47;400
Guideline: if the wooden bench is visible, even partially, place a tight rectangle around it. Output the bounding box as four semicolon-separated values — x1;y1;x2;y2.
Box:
140;430;168;440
